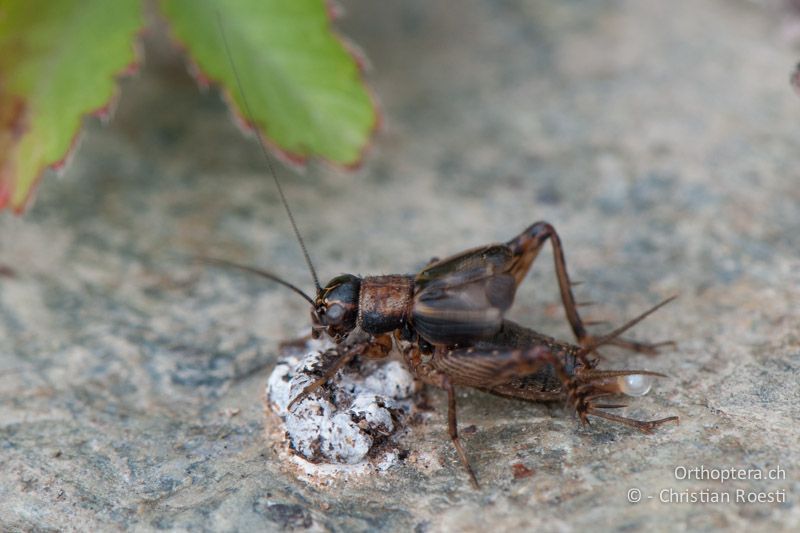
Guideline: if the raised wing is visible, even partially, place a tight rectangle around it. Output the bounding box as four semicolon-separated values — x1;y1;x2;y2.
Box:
412;244;519;345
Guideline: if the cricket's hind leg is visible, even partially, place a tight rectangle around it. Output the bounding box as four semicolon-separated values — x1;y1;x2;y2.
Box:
507;222;589;343
415;340;678;489
429;344;677;482
413;344;571;489
425;343;574;490
571;369;680;432
576;296;677;363
600;337;675;356
507;221;674;356
487;367;678;433
424;345;608;489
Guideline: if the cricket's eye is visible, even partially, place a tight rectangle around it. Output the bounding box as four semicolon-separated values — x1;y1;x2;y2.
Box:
325;303;345;324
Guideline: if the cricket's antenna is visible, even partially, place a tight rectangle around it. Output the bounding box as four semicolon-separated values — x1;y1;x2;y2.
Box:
216;13;322;292
198;256;315;305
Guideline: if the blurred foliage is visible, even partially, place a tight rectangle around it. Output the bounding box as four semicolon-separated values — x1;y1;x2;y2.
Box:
0;0;376;213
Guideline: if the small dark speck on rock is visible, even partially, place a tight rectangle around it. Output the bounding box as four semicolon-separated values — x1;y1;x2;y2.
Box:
590;430;618;445
536;184;561;205
512;462;535;479
156;126;180;146
253;500;313;530
414;520;430;533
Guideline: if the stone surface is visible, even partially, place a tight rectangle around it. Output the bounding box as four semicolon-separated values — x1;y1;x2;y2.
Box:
1;0;799;531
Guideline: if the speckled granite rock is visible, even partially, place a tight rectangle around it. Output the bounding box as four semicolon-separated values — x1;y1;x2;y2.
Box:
1;0;798;531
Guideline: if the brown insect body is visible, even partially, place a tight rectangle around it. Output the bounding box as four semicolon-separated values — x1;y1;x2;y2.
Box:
212;21;678;490
314;222;568;347
287;221;678;488
208;220;679;490
357;275;414;335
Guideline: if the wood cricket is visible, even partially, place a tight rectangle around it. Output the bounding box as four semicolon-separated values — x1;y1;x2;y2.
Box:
208;18;679;489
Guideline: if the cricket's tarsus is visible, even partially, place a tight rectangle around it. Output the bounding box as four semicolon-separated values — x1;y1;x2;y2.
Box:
209;18;680;490
575;295;678;360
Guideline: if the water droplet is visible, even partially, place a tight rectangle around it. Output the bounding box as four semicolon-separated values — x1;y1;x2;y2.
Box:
618;374;653;397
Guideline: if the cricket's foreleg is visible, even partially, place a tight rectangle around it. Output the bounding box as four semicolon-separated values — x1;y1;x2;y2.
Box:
287;334;393;410
278;332;314;351
508;222;672;356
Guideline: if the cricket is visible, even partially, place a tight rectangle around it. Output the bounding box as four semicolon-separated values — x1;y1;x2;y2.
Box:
207;18;679;489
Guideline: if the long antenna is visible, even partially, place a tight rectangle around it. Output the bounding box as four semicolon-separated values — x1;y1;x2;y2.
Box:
216;13;322;292
199;256;315;305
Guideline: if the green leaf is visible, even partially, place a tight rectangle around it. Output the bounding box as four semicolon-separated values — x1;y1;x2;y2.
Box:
161;0;377;166
0;0;143;212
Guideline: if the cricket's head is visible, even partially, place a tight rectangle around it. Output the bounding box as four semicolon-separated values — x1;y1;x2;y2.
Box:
312;274;361;340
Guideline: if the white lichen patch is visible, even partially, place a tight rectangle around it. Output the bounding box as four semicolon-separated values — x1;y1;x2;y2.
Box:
266;337;416;472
